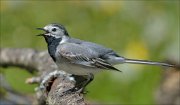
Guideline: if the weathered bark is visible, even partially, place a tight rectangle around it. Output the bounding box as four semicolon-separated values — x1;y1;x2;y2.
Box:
0;48;86;105
0;48;56;75
47;77;85;105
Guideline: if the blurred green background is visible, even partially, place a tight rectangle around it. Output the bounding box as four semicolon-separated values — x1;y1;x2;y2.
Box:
0;1;179;104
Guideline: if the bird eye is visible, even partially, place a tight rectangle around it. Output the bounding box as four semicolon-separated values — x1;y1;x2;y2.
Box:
52;28;57;32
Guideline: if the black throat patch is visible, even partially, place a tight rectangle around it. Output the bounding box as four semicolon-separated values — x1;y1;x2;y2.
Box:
45;36;62;62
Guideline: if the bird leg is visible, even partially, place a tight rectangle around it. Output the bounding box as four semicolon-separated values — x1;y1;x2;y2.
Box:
62;73;94;95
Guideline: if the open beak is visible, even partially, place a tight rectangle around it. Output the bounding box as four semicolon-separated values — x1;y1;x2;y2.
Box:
36;28;49;36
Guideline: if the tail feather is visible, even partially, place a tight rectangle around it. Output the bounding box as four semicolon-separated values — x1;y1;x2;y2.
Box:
124;58;174;67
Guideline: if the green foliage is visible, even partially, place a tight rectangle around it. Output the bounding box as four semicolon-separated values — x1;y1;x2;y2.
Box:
2;67;37;93
0;1;179;104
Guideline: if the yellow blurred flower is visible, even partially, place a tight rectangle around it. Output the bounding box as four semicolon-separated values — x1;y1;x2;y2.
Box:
125;40;149;59
0;1;8;12
98;1;122;16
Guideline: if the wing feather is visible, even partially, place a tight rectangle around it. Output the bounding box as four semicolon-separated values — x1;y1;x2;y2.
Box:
58;43;121;71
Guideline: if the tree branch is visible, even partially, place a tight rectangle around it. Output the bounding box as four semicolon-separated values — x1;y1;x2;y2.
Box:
0;48;86;105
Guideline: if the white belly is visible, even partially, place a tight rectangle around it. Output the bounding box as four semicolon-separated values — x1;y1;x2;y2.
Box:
56;62;100;75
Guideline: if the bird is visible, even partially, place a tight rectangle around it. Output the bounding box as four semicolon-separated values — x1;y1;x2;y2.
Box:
37;23;174;93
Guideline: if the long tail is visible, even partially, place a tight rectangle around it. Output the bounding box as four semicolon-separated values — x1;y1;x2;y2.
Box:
124;58;174;67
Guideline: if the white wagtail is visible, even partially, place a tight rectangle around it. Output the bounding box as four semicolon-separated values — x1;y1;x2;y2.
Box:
37;23;174;93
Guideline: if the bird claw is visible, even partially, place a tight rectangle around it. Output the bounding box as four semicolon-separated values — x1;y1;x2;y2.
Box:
60;87;78;96
81;89;89;94
60;86;88;96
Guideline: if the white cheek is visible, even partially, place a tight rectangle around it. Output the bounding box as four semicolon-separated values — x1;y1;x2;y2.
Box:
54;35;61;38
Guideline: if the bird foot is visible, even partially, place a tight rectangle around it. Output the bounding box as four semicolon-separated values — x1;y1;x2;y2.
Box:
60;86;88;96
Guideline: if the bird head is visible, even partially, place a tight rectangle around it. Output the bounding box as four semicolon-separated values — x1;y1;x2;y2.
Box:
37;23;69;39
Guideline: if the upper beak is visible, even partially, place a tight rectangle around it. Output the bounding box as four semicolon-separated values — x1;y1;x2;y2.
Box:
36;28;49;36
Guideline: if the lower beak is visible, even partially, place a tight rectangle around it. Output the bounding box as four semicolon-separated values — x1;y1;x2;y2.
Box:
36;34;44;36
